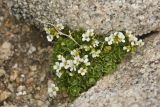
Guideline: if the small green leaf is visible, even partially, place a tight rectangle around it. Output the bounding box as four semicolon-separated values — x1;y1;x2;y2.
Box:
104;46;112;53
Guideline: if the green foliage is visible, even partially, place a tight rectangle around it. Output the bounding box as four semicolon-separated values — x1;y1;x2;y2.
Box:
50;29;127;100
44;21;144;101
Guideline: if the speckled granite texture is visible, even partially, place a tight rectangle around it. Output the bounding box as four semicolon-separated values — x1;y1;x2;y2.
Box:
6;0;160;35
67;33;160;107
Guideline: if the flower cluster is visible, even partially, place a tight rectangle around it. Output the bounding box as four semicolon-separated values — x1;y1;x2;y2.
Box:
81;29;101;58
104;31;144;52
82;29;94;42
45;24;144;98
123;31;144;52
53;49;91;77
48;82;59;97
105;32;125;45
44;23;64;42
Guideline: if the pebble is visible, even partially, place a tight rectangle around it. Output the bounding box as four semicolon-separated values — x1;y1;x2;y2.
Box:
2;102;17;107
0;68;5;77
0;90;11;102
0;42;12;64
12;63;18;68
28;45;36;54
10;70;18;81
16;91;27;96
40;72;46;82
21;74;25;78
7;84;14;92
34;94;41;100
16;85;27;96
17;85;26;92
29;65;37;71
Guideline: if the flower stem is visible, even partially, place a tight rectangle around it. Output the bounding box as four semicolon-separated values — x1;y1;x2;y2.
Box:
36;19;80;46
101;42;105;51
58;32;80;46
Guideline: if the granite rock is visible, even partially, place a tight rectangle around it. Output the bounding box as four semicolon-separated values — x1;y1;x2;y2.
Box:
69;32;160;107
6;0;160;35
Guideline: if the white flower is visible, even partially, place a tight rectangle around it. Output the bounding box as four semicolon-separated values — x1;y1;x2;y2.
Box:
86;29;94;37
126;30;132;36
82;55;90;66
105;35;113;45
126;30;138;41
92;39;99;47
131;39;144;46
117;32;125;43
126;31;144;47
70;49;79;56
78;68;87;76
56;71;62;78
123;46;130;52
81;45;92;51
60;58;76;70
73;56;82;66
56;23;64;30
91;49;101;58
70;65;76;72
48;83;59;97
126;31;144;46
62;60;69;69
112;32;125;44
53;62;62;72
128;34;138;42
82;33;90;42
82;29;94;42
57;55;65;62
66;60;73;67
57;56;68;69
66;60;76;71
136;39;144;46
123;46;127;50
44;27;51;34
131;41;135;46
47;35;54;42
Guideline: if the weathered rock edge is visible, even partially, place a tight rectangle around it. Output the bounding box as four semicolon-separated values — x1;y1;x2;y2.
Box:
6;0;160;35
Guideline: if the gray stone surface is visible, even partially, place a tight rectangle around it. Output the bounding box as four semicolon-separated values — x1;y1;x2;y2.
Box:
6;0;160;35
68;33;160;107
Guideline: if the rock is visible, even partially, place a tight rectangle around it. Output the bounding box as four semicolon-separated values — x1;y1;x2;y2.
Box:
17;85;26;92
10;70;18;81
0;90;11;102
2;103;17;107
27;45;36;55
0;68;5;77
0;42;12;64
29;65;37;71
16;91;26;96
7;0;160;36
36;100;49;107
69;33;160;106
16;85;27;96
39;71;46;82
7;84;14;92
